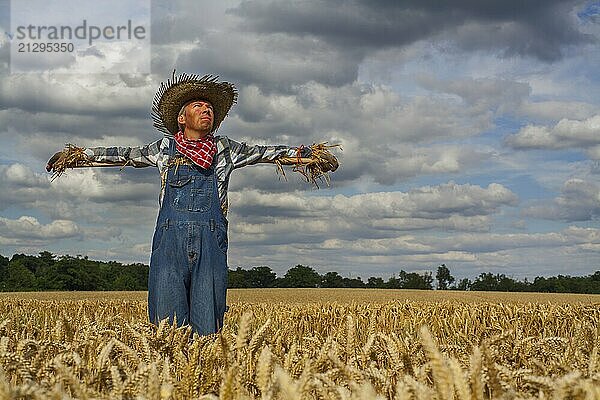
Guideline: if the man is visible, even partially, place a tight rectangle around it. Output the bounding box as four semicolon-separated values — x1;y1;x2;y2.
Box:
46;72;337;335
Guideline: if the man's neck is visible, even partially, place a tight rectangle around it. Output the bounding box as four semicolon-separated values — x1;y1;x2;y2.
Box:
183;128;210;140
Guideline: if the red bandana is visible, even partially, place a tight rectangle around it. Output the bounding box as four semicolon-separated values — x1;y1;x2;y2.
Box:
174;131;217;169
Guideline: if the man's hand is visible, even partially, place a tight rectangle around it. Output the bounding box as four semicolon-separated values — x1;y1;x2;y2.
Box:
46;151;64;172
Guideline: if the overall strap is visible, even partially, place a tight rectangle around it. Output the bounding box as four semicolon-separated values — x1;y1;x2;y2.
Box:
167;136;176;157
162;136;178;185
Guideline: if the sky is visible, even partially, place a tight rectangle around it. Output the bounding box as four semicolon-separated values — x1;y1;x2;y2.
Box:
0;0;599;280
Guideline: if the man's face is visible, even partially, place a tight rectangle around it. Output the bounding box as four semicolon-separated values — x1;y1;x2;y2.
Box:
179;100;214;134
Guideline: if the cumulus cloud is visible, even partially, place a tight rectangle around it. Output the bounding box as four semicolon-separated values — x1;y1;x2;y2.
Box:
0;164;51;209
522;178;600;222
222;81;495;186
518;100;598;121
0;163;159;231
313;226;600;257
228;224;600;278
228;181;518;245
417;77;600;123
228;140;493;192
0;216;80;245
51;169;158;204
0;73;154;117
0;163;154;203
370;145;493;185
235;81;492;142
418;76;531;115
240;182;517;220
505;115;600;159
0;163;49;188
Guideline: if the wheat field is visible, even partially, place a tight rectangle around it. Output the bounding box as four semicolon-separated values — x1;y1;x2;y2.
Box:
0;290;599;399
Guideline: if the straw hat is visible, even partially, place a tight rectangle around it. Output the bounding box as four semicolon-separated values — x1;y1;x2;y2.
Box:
152;71;238;135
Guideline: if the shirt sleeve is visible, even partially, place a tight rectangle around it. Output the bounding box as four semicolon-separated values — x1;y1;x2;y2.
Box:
84;139;164;168
228;138;312;170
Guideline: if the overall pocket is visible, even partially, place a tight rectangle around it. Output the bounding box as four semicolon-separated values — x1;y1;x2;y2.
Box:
168;174;212;212
214;224;228;254
151;222;168;253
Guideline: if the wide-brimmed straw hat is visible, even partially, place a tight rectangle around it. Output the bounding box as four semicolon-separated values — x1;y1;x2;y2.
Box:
152;71;238;135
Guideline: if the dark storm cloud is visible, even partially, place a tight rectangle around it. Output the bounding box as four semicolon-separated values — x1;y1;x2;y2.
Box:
150;0;225;45
174;33;360;93
229;0;447;48
229;0;592;61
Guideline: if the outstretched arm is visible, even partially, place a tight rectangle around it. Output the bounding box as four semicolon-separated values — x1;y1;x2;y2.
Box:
228;138;311;170
46;138;166;172
83;138;165;167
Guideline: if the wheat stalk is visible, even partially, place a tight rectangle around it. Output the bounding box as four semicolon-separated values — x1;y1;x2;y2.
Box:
0;295;599;399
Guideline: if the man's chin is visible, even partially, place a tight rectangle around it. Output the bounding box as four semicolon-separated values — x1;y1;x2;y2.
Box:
189;123;213;133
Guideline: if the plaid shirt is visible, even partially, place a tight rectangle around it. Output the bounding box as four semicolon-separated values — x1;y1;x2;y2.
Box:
84;135;309;216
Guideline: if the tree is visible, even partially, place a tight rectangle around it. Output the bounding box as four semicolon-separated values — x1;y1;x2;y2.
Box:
3;260;37;291
54;256;103;291
342;276;365;288
35;262;66;290
279;265;321;288
456;278;471;291
321;271;345;288
247;266;276;288
111;263;148;291
38;251;55;266
531;276;556;292
366;277;385;288
436;264;455;290
10;253;42;274
0;254;8;268
1;251;598;293
112;274;138;290
228;267;250;288
385;275;403;289
470;273;526;292
401;270;434;290
385;271;433;290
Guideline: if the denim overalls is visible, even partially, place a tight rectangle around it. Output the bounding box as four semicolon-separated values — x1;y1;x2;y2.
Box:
148;138;228;335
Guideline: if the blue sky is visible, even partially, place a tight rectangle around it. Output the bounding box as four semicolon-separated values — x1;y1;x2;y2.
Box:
0;0;599;280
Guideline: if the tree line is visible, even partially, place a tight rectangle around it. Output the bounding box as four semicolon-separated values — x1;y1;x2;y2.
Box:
1;253;599;293
0;252;148;291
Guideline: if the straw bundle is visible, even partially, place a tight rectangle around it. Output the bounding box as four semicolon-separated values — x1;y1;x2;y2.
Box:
49;142;341;186
49;144;93;181
49;144;138;181
274;143;341;187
